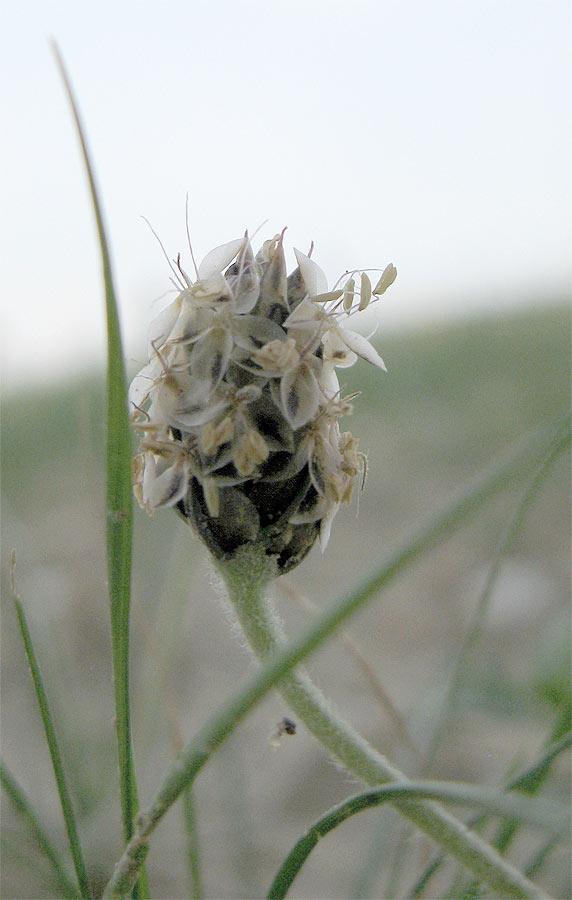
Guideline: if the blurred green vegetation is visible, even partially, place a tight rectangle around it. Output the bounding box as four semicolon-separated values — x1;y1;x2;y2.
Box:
3;304;570;488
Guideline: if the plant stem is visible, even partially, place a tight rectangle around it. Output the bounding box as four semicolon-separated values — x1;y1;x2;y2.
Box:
218;545;548;900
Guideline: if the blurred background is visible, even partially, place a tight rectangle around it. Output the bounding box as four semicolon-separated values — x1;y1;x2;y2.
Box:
1;1;570;898
1;0;570;388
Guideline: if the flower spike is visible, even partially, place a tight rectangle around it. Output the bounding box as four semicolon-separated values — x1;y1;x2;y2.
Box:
130;230;396;572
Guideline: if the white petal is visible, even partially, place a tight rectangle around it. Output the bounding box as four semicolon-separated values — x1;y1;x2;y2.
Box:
171;394;228;428
283;297;322;329
322;329;358;368
198;238;245;281
319;501;340;551
168;305;213;345
142;451;157;502
231;277;260;314
318;363;341;399
190;272;233;305
142;451;188;510
128;357;162;408
144;458;188;509
227;239;260;313
190;328;233;390
293;248;328;297
280;361;321;429
233;315;286;352
336;326;387;372
147;296;183;353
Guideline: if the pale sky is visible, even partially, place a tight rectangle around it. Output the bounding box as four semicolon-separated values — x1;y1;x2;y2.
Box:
2;0;570;388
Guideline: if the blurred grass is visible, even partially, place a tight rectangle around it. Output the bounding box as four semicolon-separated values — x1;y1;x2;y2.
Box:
1;303;570;899
2;304;570;489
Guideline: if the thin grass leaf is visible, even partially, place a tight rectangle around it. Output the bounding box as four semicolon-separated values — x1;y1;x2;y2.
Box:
266;780;569;900
8;558;90;899
1;762;80;900
408;853;443;899
425;415;572;767
384;819;414;900
408;731;572;899
103;415;568;900
524;835;561;881
352;808;396;899
460;729;572;898
1;834;68;897
518;730;571;784
408;419;572;899
182;786;203;900
51;44;148;899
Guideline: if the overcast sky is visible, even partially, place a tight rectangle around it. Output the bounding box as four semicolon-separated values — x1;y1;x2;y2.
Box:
2;0;570;388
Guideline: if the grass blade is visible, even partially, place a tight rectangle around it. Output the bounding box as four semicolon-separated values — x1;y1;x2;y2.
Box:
524;835;561;882
425;415;572;766
266;780;569;900
8;555;90;899
51;43;147;898
182;786;203;900
408;731;572;898
458;729;572;899
1;762;80;900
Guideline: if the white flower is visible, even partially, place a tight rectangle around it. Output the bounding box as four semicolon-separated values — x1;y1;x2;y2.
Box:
130;229;396;568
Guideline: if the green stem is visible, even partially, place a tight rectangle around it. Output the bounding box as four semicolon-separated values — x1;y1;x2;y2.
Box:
218;547;547;900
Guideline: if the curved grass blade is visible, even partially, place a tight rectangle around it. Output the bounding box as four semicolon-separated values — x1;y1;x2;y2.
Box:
51;43;147;899
8;555;90;899
102;415;567;899
459;728;572;899
408;731;572;898
1;762;80;900
267;780;569;900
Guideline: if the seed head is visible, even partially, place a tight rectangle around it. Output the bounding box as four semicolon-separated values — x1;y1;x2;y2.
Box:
130;232;396;575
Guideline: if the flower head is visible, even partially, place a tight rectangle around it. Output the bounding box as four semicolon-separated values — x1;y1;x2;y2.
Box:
130;231;396;574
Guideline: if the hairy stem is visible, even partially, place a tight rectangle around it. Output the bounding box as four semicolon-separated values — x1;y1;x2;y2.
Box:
218;545;547;900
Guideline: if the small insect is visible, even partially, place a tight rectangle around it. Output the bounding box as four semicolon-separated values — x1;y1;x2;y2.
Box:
270;716;297;748
277;717;296;736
